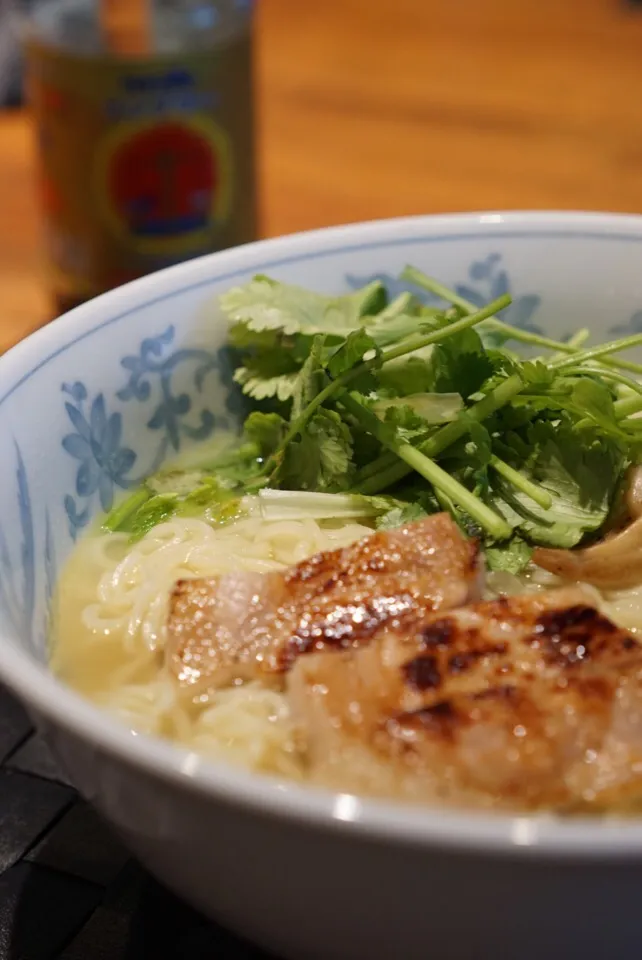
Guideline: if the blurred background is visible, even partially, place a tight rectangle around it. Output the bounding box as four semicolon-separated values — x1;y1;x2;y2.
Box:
2;0;642;349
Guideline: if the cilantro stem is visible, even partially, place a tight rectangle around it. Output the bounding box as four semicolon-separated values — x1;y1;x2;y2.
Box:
353;453;416;494
424;374;525;457
402;267;642;377
373;294;512;364
550;328;589;362
378;292;415;318
353;455;415;495
354;373;525;494
354;429;433;484
619;419;642;434
615;395;642;419
550;333;642;369
571;330;592;346
264;293;512;477
340;393;512;539
398;448;511;539
488;456;552;509
562;365;642;396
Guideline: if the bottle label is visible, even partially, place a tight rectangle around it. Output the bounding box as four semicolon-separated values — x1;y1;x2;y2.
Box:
26;32;256;305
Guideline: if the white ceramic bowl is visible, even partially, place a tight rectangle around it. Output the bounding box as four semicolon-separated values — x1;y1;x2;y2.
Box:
3;212;642;960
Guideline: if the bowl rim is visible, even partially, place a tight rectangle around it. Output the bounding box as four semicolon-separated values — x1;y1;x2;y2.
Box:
5;209;642;858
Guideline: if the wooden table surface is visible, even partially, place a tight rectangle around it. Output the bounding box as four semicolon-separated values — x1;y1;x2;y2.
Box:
3;0;642;348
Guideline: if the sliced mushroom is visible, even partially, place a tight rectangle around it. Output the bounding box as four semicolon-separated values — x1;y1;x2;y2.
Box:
534;465;642;589
626;464;642;520
533;517;642;589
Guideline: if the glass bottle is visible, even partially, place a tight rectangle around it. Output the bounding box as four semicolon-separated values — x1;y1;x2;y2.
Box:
25;0;257;315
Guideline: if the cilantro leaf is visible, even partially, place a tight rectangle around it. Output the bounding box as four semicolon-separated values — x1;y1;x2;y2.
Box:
430;328;493;398
375;327;492;401
519;360;556;388
326;329;380;379
372;392;463;424
569;378;623;437
225;278;387;404
485;537;533;574
492;419;626;547
376;352;435;396
291;335;326;421
375;501;428;530
380;402;429;443
233;366;299;402
368;312;424;348
227;323;280;351
510;375;629;443
281;409;355;491
243;411;288;459
220;276;387;338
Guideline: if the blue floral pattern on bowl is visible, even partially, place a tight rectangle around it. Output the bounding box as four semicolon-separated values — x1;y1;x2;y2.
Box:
61;325;221;539
0;445;35;642
62;385;136;529
609;310;642;337
0;442;55;653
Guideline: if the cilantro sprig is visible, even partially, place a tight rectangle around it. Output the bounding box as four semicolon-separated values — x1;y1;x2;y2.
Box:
103;268;642;574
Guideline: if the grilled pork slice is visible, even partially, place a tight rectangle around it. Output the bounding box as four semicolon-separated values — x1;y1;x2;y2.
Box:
287;588;642;812
166;513;483;694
